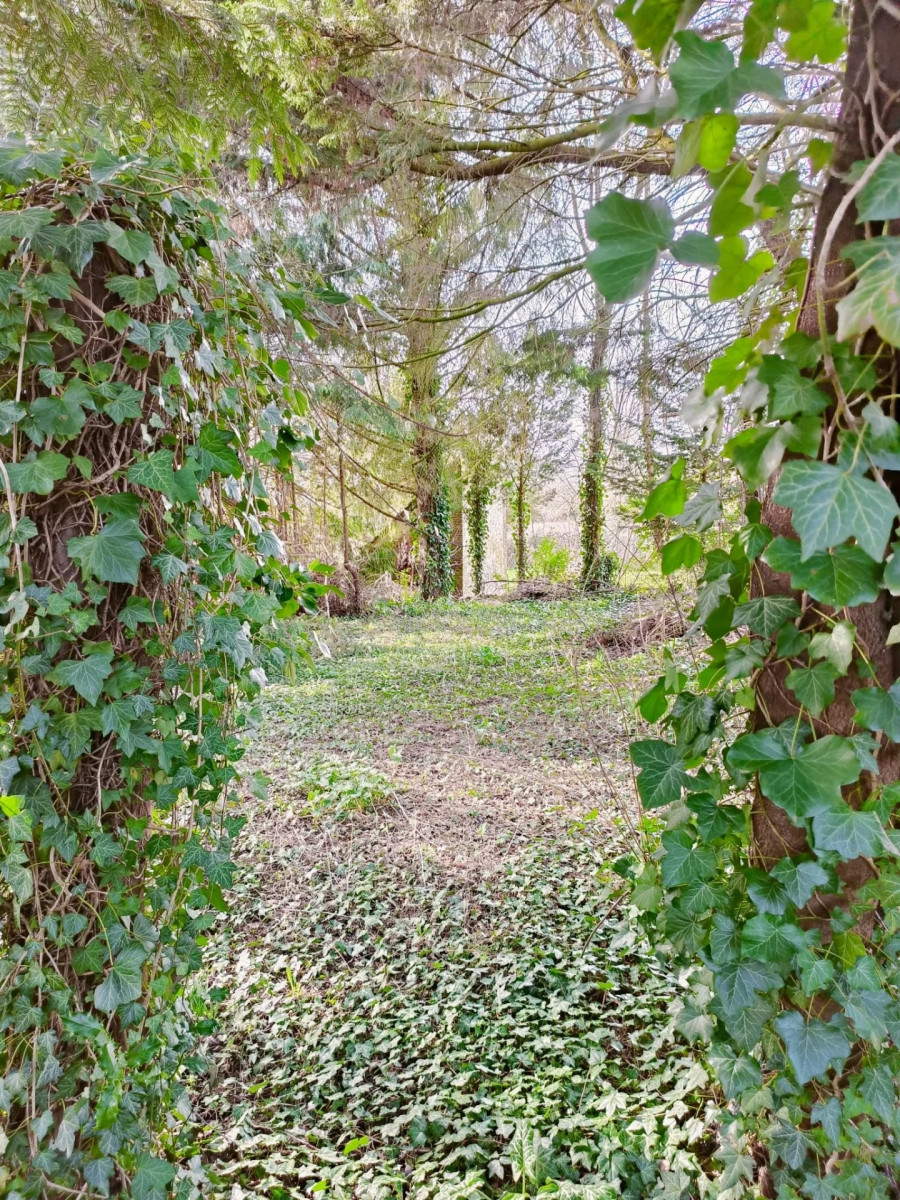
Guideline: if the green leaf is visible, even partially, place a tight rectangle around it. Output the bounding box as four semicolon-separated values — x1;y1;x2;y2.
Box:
0;207;54;239
709;237;773;302
630;739;689;809
764;537;880;608
709;1044;762;1100
152;551;190;584
93;944;145;1013
758;735;860;822
774;459;900;562
771;857;829;907
49;647;114;706
189;424;242;481
661;828;716;885
670;31;782;119
675;482;721;531
0;845;33;902
68;517;146;585
103;221;155;265
852;682;900;741
131;1154;176;1200
786;662;839;716
127;450;177;498
837;238;900;346
614;0;703;58
811;802;886;859
698;112;739;171
716;959;782;1015
641;474;686;519
5;451;69;495
784;0;846;64
733;595;800;637
671;231;720;267
106;274;159;306
855;156;900;222
661;534;703;575
758;356;829;418
585;194;674;302
775;1011;851;1085
741;913;806;962
638;677;668;722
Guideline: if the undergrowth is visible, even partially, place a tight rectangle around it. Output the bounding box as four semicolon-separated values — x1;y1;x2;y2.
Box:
198;837;713;1199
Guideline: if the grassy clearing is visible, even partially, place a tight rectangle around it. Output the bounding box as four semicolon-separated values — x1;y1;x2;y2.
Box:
193;598;713;1199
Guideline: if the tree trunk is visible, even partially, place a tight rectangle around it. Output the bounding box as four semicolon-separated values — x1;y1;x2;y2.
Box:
754;0;900;888
581;297;610;589
516;464;528;580
413;425;451;600
638;286;663;551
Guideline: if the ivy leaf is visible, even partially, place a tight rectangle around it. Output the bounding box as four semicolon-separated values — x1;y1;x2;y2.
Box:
131;1154;176;1200
0;845;33;902
661;828;717;885
106;274;159;307
189;424;242;481
758;736;860;822
0;207;54;239
585;194;674;302
855;157;900;222
785;0;846;63
852;682;900;741
83;1157;115;1197
127;450;177;498
775;1011;851;1085
675;482;721;531
746;870;790;916
103;221;154;265
786;662;839;716
671;231;720;267
49;647;114;706
740;913;806;962
811;802;886;860
837;238;900;346
708;1044;762;1100
774;459;900;562
93;944;145;1013
709;237;773;303
733;595;800;637
630;739;689;808
5;451;69;495
152;551;190;584
670;31;782;118
661;534;703;575
771;857;829;908
68;517;146;585
758;356;829;418
716;959;782;1015
615;0;703;58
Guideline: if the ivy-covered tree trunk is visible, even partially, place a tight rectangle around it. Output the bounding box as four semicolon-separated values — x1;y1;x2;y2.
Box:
412;426;452;601
580;301;609;591
0;150;319;1196
466;471;493;596
513;463;529;581
754;0;900;909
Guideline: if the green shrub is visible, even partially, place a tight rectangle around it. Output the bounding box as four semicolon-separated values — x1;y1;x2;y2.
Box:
532;537;571;582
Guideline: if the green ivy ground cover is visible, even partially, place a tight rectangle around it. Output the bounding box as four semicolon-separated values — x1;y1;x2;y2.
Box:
190;599;716;1199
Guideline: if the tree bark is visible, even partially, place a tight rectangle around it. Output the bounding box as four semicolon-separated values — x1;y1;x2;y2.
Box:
581;296;609;589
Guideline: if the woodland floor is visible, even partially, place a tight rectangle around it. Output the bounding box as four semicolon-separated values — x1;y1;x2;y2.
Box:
193;598;712;1200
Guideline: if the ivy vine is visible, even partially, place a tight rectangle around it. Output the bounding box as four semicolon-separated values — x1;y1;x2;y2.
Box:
589;3;900;1196
0;144;321;1198
465;473;493;596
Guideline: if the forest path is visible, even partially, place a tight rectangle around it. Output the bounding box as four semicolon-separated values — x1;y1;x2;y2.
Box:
195;599;709;1199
